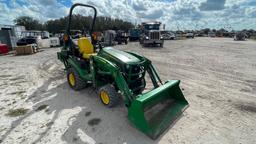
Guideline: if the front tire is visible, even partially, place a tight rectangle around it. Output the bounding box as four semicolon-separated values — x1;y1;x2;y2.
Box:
67;68;87;91
98;84;119;107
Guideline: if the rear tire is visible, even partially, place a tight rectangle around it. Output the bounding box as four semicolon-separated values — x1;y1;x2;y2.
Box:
98;84;119;108
67;68;87;91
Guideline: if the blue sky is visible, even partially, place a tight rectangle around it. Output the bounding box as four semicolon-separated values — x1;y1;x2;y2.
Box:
0;0;256;30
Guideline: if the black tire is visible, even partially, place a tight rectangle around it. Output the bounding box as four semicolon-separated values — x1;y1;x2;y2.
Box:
67;68;87;91
160;43;163;47
143;41;148;47
98;84;119;108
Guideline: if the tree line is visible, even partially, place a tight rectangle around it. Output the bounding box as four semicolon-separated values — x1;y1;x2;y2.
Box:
14;15;135;34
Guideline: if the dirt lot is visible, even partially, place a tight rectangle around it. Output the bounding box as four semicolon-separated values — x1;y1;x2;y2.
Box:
0;37;255;144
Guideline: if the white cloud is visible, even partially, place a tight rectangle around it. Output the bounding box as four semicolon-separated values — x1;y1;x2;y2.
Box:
0;0;69;25
0;0;255;30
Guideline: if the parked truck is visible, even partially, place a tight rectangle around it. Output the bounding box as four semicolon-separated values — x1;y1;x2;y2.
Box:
129;28;140;41
115;30;128;44
139;21;164;47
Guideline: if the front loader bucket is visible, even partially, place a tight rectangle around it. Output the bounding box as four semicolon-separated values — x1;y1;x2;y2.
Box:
128;80;188;139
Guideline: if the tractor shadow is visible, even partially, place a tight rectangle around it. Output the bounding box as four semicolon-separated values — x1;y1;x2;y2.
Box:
0;75;163;144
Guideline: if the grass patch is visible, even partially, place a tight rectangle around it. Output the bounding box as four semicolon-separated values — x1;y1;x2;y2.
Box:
36;104;48;111
6;108;28;117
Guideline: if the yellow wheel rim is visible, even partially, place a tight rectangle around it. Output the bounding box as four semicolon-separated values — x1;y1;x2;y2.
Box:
68;73;75;86
100;91;110;105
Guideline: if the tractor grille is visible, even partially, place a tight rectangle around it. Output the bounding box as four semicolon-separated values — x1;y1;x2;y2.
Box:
150;32;160;40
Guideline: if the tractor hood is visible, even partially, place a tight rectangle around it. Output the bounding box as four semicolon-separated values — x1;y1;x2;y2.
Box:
99;47;141;64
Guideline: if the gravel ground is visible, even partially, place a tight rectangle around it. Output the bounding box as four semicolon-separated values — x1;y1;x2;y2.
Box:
0;37;255;144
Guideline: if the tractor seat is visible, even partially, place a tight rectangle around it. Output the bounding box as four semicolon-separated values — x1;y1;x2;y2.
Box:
78;37;96;59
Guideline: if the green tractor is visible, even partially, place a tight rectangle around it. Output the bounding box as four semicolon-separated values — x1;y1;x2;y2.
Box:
57;3;188;139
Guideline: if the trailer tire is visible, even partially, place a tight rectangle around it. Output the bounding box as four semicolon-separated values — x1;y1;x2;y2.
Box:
67;68;87;91
99;84;119;108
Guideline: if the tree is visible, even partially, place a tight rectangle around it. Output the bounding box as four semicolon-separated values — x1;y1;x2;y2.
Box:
14;16;44;30
202;28;210;34
215;28;227;37
14;15;134;34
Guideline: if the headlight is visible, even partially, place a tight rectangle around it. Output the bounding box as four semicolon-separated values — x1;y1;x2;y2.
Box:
145;36;149;40
160;36;163;39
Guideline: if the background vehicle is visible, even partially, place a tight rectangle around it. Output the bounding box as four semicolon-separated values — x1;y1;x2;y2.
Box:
234;32;246;41
161;32;176;40
115;30;128;44
17;31;60;47
103;30;116;46
208;31;216;37
139;21;164;47
129;28;140;41
16;31;42;46
0;43;9;54
186;32;194;38
16;36;37;46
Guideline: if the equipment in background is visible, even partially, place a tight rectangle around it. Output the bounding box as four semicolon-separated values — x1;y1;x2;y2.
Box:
37;37;60;48
185;32;194;38
57;3;188;139
115;30;128;45
0;25;25;50
161;32;176;40
234;32;246;41
17;31;60;48
160;31;176;40
129;28;141;41
208;31;216;37
103;30;116;46
139;21;164;47
17;31;44;46
0;44;9;54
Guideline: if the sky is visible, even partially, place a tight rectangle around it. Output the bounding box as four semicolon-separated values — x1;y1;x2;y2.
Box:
0;0;256;30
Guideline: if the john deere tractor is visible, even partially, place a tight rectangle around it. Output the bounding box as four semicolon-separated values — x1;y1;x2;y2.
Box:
57;3;188;139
